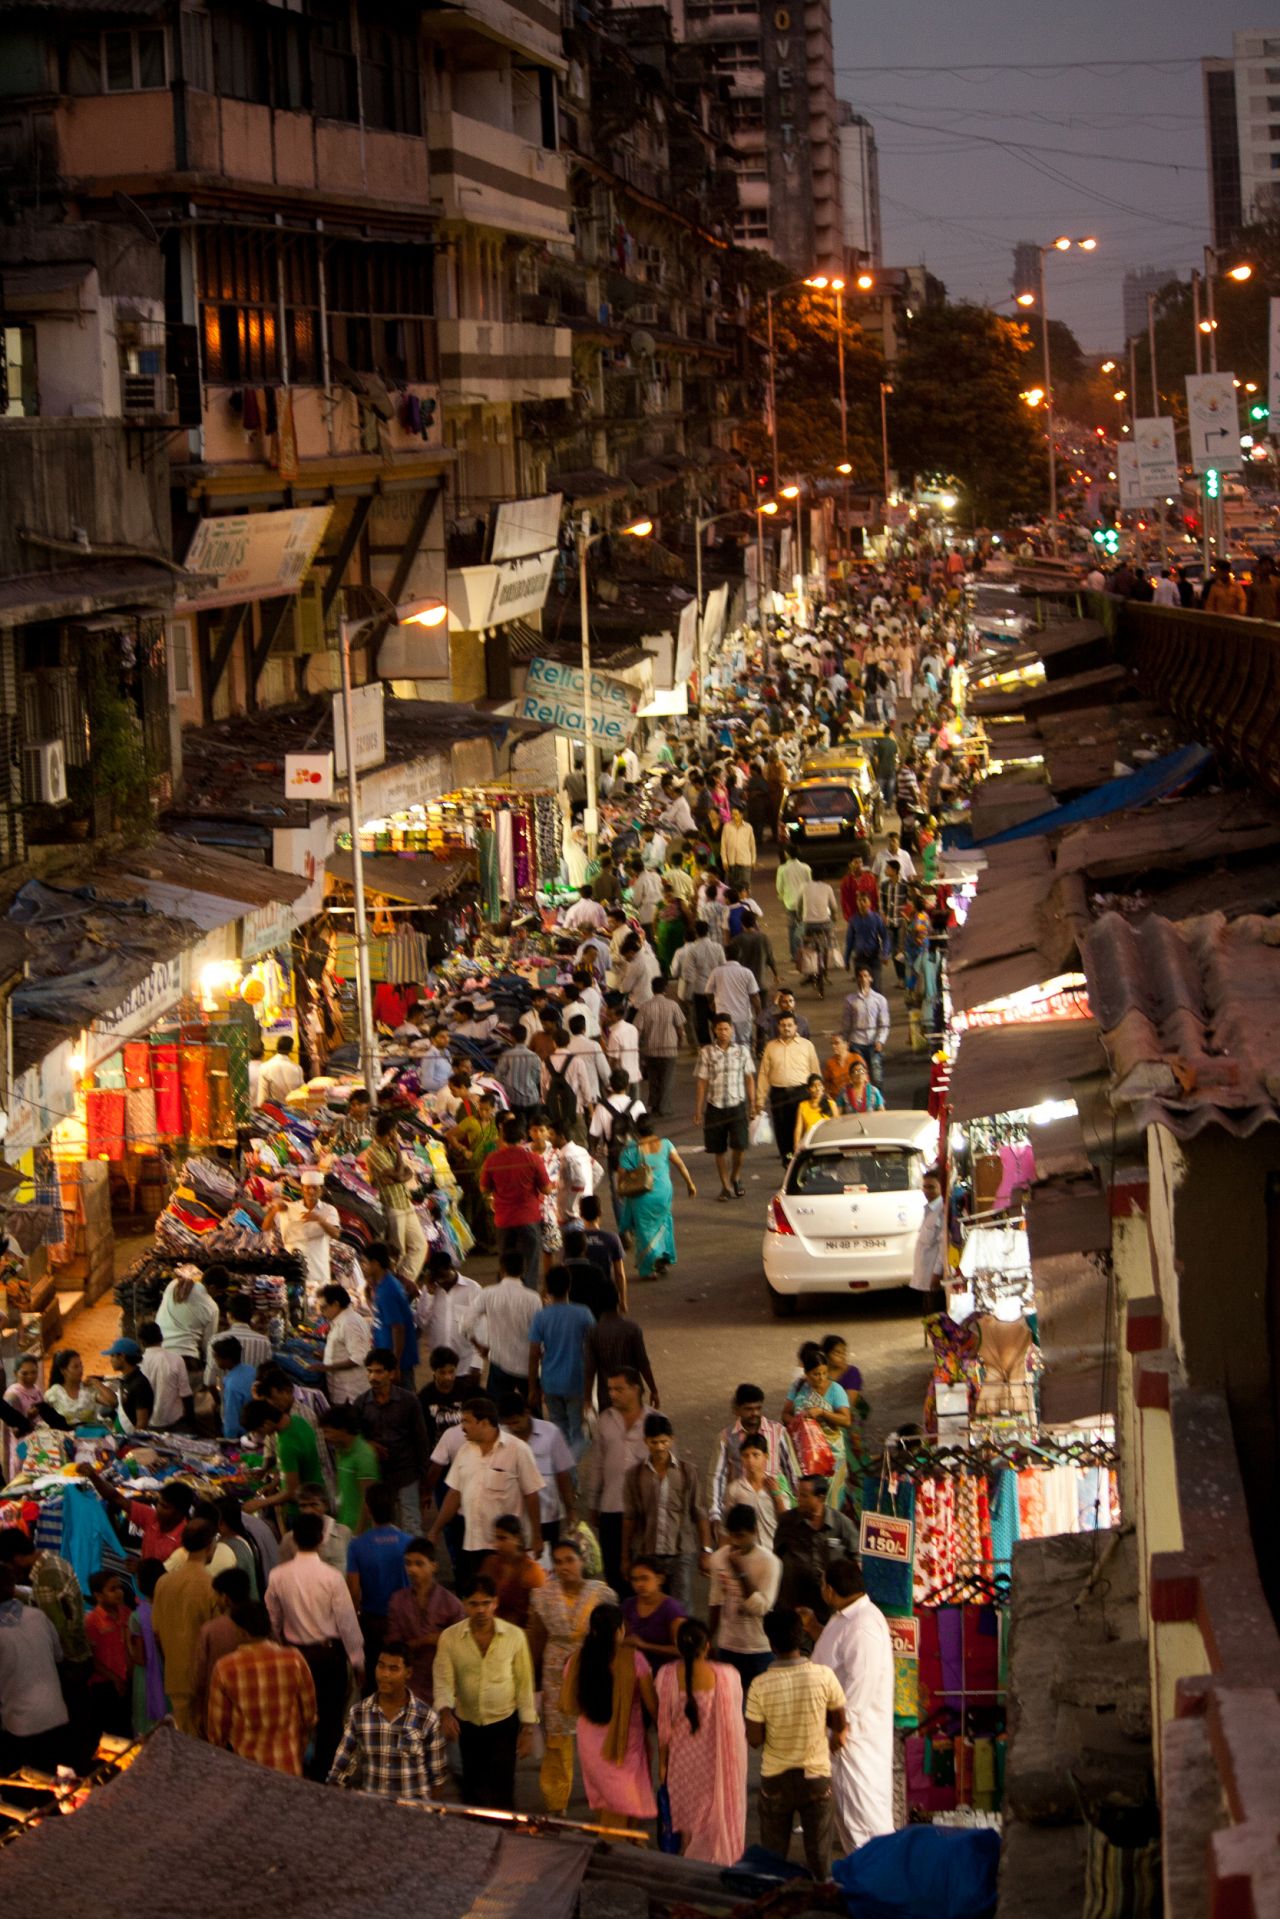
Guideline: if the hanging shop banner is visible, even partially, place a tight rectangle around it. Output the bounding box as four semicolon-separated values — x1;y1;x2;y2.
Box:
5;1041;77;1158
1269;299;1280;437
179;506;333;611
332;682;386;778
490;493;563;562
888;1616;920;1661
951;975;1090;1033
447;552;557;631
1185;372;1241;474
673;596;698;690
518;656;636;747
94;956;186;1049
1132;415;1179;495
1116;444;1152;511
285;753;334;801
701;582;729;663
860;1511;914;1566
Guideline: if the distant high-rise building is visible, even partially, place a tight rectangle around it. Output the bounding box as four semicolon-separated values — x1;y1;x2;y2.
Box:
676;0;844;272
1203;31;1280;247
1012;241;1039;301
838;104;881;267
1122;266;1182;343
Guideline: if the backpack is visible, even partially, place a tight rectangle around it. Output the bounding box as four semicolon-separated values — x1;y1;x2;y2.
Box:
545;1056;585;1143
601;1095;639;1168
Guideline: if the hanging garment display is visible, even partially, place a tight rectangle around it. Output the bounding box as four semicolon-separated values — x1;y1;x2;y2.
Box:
496;806;515;904
153;1042;184;1138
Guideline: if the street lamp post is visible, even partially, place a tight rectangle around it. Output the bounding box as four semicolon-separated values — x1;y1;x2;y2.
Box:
780;484;804;625
338;592;448;1095
1146;290;1160;414
765;269;844;590
879;381;892;504
1018;236;1097;553
1192;250;1252;555
577;512;652;854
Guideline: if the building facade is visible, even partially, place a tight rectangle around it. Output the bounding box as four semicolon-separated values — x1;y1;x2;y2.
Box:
1121;265;1181;346
837;103;881;269
1202;31;1280;247
675;0;843;273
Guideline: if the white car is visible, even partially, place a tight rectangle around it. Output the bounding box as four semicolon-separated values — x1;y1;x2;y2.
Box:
762;1111;939;1313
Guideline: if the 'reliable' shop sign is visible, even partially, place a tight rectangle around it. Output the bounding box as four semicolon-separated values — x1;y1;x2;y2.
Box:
517;657;637;746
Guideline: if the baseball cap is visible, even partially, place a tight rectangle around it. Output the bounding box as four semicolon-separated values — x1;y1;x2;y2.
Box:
102;1337;142;1361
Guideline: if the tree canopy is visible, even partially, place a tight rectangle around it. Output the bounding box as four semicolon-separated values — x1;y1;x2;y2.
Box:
886;303;1048;524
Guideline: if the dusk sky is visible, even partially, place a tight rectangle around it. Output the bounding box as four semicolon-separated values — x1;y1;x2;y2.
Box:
830;3;1243;354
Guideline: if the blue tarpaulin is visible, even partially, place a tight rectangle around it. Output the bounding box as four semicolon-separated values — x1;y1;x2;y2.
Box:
974;742;1213;847
834;1827;1001;1919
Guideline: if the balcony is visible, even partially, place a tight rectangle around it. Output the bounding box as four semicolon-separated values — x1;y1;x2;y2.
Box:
436;319;571;404
427;113;571;245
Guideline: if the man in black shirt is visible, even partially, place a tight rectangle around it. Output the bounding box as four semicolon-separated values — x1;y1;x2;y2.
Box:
103;1337;156;1430
578;1196;629;1309
773;1476;860;1622
562;1226;613;1320
357;1349;432;1533
417;1345;468;1453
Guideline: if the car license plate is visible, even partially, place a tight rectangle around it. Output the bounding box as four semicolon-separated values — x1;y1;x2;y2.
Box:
808;821;841;835
828;1235;886;1252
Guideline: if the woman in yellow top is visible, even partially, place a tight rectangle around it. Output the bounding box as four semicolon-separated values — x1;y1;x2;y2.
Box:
792;1074;839;1150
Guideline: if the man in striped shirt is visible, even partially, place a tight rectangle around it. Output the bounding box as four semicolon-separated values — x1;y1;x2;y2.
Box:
707;1384;800;1531
206;1601;317;1775
328;1641;450;1802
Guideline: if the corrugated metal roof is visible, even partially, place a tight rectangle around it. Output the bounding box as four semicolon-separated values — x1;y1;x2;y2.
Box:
1082;909;1280;1138
947;1017;1107;1122
948;869;1090;1014
1054;790;1280;882
0;559;192;627
970;662;1134;719
326;850;474;907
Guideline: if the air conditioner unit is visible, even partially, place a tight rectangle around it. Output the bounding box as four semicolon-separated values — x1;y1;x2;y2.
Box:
22;739;68;806
121;370;167;417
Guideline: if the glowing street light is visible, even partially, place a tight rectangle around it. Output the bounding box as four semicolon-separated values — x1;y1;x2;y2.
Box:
1027;236;1100;550
780;484;800;500
836;461;853;475
855;272;875;291
1227;263;1253;282
1022;387;1045;407
1100;360;1117;374
1016;291;1036;307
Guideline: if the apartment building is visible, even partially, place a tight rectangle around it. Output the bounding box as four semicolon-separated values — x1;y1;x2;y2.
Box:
0;0;577;745
1203;30;1280;247
838;103;881;269
675;0;843;274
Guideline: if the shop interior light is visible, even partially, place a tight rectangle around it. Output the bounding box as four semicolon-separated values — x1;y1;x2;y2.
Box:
68;1051;85;1077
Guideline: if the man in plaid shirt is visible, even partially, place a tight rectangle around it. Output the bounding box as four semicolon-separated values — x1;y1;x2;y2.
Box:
693;1013;758;1201
328;1641;451;1802
878;860;907;984
206;1602;317;1775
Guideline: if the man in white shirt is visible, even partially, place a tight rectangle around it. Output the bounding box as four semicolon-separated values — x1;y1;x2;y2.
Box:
872;832;916;884
627;862;663;929
258;1036;305;1106
800;875;837;927
552;1125;597;1224
659;790;696;836
318;1282;374;1403
709;1504;783;1693
139;1322;192;1430
573;970;605;1035
911;1168;946;1294
500;1396;577;1545
617;932;661;1007
550;1015;611;1114
266;1510;365;1778
810;1558;895;1851
413;1253;483;1386
672;923;727;1046
262;1169;341;1308
463;1264;542;1398
603;1003;642;1094
428;1398;545;1561
1152;568;1181;607
776;843;813;960
706;956;761;1044
563;886;607;934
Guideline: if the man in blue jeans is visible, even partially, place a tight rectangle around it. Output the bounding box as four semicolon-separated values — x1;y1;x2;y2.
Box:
526;1265;593;1457
840;967;890;1087
844;893;889;991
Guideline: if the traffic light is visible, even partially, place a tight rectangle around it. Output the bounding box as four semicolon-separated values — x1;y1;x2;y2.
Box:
756;469;773;491
1103;528;1120;556
1250;403;1269;422
1205;469;1221;500
1091;529;1106;545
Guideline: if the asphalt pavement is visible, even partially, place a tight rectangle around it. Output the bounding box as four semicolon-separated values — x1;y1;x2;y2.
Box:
625;830;934;1487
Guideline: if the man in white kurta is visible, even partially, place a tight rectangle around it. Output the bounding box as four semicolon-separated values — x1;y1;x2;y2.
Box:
811;1559;895;1851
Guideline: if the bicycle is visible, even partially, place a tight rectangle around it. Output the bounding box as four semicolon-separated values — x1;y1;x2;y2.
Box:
798;922;832;998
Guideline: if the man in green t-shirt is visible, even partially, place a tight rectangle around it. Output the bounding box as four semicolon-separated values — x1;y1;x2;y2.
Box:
241;1400;322;1526
320;1405;381;1532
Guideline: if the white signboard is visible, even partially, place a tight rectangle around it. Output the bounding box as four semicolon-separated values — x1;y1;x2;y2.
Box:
180;507;333;610
490;494;563;562
332;682;386;778
1269;298;1280;439
285;753;334;801
519;656;635;747
701;583;729;662
1117;443;1152;510
1185;372;1241;474
94;957;185;1046
447;552;556;631
673;597;698;689
1132;416;1179;495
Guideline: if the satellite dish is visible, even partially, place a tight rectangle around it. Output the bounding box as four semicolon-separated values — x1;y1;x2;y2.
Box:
631;329;656;358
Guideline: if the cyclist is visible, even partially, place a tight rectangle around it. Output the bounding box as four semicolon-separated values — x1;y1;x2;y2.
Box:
798;873;838;997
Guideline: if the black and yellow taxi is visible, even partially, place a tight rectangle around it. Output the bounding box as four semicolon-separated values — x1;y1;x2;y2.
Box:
780;772;870;868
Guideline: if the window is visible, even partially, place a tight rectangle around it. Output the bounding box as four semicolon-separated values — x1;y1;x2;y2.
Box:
212;8;269;103
360;16;421;133
326;242;435;382
732;98;765;127
788;1147;922;1197
1;323;37;417
197;228;281;385
715;40;760;72
733;209;769;240
67;26;166;94
307;0;357;122
283;239;321;384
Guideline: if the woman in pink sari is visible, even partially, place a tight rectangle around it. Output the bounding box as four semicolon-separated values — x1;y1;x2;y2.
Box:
562;1603;658;1826
656;1618;747;1865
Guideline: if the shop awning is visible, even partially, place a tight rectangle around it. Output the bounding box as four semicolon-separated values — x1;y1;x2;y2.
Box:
0;559;193;628
975;743;1214;847
947;1017;1107;1122
95;837;310;933
325;850;474;907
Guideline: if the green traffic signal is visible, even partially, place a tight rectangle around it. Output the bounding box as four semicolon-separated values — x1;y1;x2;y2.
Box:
1250;403;1269;422
1205;469;1221;499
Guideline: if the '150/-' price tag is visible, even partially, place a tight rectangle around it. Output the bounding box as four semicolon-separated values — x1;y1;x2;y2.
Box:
859;1511;914;1565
